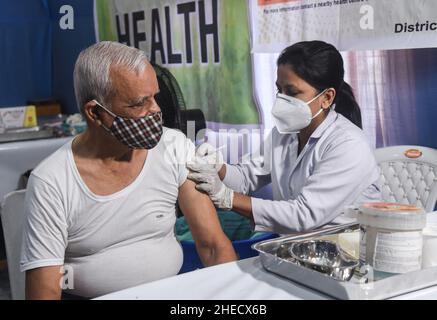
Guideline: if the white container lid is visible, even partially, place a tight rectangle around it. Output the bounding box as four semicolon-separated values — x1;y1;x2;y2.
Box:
358;202;426;231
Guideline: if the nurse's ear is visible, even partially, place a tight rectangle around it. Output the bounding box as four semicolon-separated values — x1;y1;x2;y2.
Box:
321;88;336;109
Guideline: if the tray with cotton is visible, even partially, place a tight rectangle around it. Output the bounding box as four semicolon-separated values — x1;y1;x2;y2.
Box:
252;215;437;300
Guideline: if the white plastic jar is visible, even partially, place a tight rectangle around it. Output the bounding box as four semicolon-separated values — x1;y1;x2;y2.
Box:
422;223;437;268
357;202;426;276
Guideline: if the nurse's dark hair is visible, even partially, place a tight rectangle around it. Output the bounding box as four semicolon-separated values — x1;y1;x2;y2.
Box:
277;41;362;128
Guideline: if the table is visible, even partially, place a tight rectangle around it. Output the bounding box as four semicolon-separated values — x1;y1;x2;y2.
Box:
95;255;437;300
97;213;437;300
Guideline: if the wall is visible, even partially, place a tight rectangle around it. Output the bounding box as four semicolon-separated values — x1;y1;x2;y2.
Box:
0;0;95;113
0;0;52;106
50;0;95;114
0;0;436;148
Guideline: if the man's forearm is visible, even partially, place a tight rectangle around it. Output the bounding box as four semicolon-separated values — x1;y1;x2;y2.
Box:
197;241;238;267
26;266;63;300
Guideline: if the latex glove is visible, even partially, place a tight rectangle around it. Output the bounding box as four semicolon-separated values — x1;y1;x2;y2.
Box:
188;169;234;210
186;143;224;174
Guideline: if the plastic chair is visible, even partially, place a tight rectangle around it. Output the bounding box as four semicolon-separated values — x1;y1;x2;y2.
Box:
0;136;72;261
0;190;26;300
375;145;437;212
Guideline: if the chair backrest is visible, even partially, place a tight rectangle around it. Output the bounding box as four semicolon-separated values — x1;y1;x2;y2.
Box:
0;190;26;300
0;137;72;202
375;145;437;212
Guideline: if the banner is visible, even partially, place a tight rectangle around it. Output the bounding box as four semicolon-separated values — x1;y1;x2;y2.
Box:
249;0;437;53
95;0;259;125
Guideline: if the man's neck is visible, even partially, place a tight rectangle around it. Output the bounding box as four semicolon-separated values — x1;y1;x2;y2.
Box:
72;129;145;163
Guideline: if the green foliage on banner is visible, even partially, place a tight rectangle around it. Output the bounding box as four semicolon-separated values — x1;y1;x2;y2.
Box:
95;0;259;124
95;0;117;41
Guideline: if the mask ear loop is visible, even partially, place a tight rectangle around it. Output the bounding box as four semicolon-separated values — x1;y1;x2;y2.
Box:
92;100;114;132
93;100;117;117
311;107;325;120
306;88;328;105
308;89;331;120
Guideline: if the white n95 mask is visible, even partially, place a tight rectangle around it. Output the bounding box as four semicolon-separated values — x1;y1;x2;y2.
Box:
271;89;327;134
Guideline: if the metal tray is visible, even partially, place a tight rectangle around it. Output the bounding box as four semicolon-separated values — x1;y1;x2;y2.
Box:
0;127;54;143
252;223;437;300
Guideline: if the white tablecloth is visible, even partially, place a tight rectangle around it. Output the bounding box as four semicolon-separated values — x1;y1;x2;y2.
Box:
96;256;437;300
97;214;437;300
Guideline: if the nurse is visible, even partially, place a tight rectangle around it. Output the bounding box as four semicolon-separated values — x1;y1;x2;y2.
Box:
187;40;381;234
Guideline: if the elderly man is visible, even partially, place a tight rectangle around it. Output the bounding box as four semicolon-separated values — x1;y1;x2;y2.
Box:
20;41;237;300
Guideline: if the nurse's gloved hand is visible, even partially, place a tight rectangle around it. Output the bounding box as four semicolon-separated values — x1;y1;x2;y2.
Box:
186;143;224;174
187;169;234;210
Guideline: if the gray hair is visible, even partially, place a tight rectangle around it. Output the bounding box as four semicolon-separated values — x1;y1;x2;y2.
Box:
73;41;148;113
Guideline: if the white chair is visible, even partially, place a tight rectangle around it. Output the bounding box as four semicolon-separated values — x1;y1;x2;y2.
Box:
0;190;26;300
375;145;437;212
0;137;72;202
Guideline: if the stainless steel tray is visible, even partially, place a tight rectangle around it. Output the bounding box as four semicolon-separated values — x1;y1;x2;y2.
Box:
252;223;437;300
0;127;54;143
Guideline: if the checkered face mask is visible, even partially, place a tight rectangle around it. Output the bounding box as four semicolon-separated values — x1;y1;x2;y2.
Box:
94;100;163;150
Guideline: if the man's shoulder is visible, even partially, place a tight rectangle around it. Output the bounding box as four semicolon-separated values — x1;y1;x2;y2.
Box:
161;127;190;143
156;128;195;185
31;141;72;183
159;127;195;159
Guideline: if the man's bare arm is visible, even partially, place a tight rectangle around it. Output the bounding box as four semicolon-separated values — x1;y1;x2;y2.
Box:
178;179;238;267
25;266;63;300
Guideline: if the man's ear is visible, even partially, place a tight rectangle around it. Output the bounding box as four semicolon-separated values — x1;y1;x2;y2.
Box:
322;88;336;109
83;100;101;125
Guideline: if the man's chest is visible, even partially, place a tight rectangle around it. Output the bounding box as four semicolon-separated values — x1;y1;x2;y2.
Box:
76;160;145;196
64;174;180;255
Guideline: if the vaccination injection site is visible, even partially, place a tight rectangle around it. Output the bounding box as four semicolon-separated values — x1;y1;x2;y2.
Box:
1;0;437;306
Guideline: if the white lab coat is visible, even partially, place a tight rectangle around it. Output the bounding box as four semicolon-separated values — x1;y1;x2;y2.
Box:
223;110;381;234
